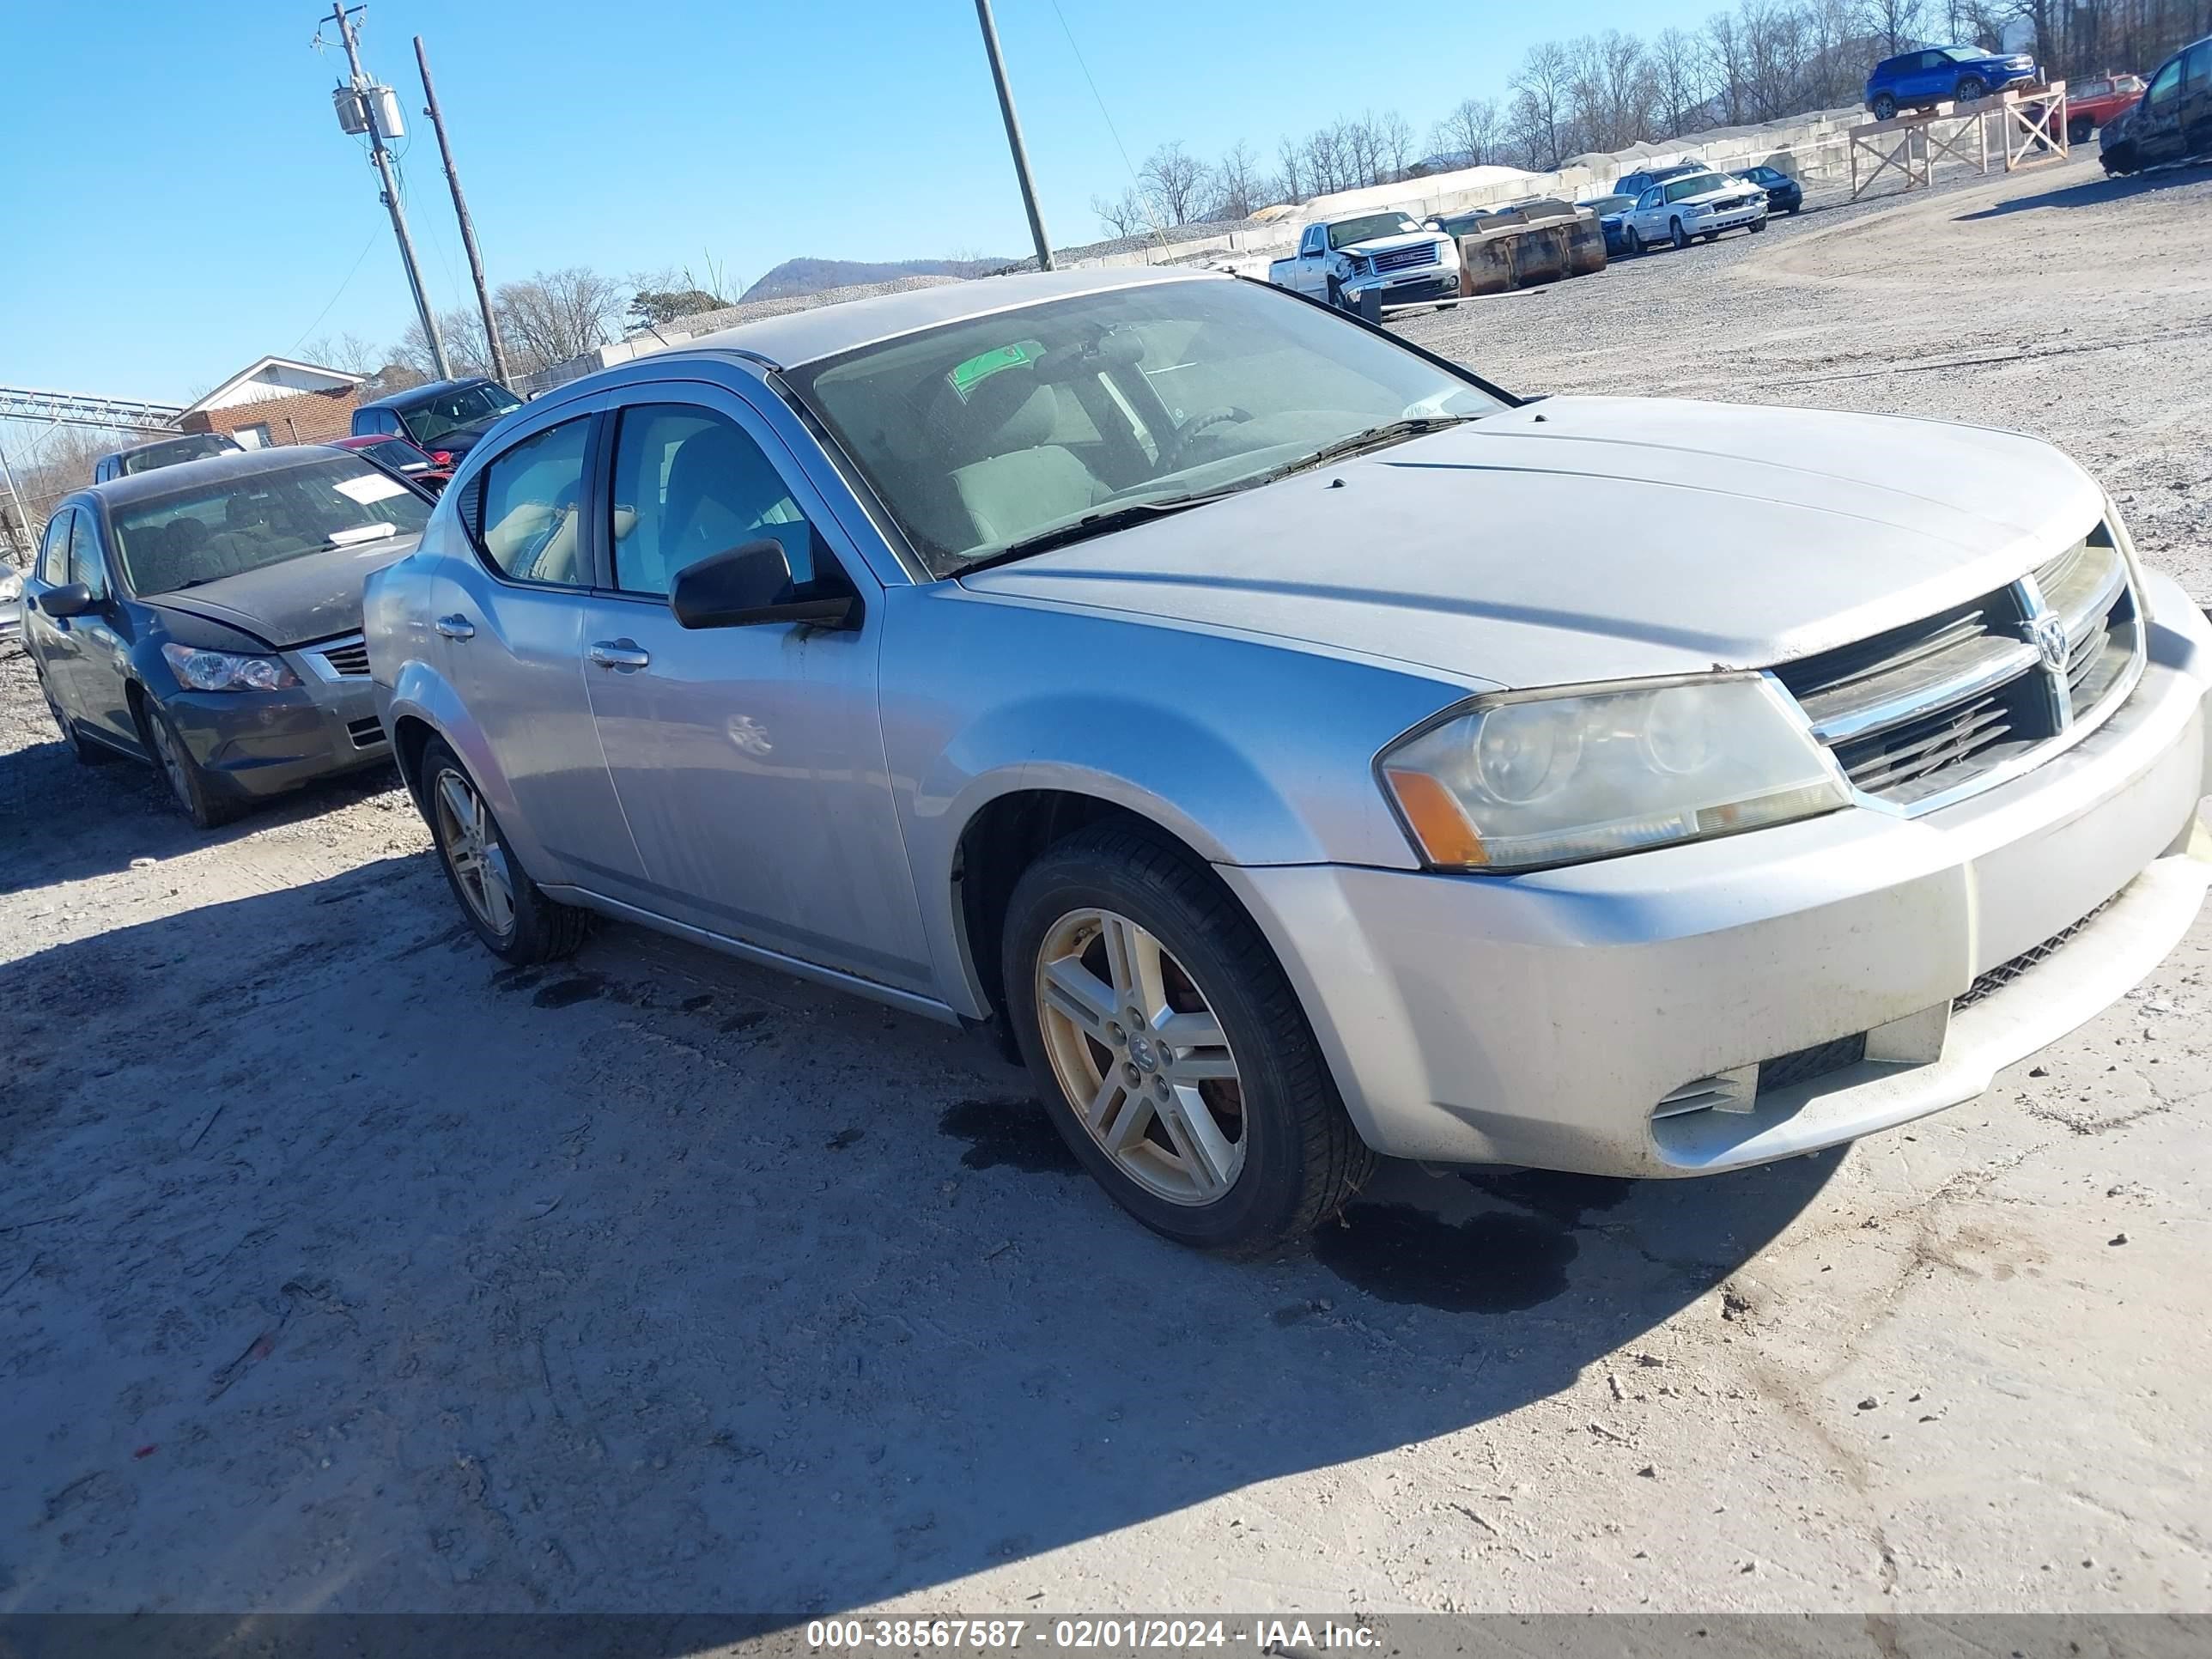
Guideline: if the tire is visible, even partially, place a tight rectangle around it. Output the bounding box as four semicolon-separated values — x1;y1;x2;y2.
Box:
2068;115;2092;145
1001;822;1374;1255
1324;276;1346;313
2103;143;2138;176
140;696;244;830
1669;216;1690;251
1871;93;1898;120
417;735;590;963
1747;216;1766;234
1786;200;1802;214
1624;225;1644;256
1702;230;1719;242
1956;75;1986;103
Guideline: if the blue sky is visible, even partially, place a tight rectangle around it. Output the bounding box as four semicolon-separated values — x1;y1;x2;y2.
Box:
0;0;1711;403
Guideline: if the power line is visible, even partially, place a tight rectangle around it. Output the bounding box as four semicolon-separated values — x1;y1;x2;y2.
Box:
287;226;383;354
1048;0;1168;248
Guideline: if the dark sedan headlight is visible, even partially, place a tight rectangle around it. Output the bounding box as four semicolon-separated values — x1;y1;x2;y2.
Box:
161;641;301;692
1378;674;1850;872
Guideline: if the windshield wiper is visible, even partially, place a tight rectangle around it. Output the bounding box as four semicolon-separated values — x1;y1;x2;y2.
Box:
957;489;1242;573
1261;414;1480;482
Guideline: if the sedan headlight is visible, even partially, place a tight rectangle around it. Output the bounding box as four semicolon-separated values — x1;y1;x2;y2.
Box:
161;641;301;692
1377;674;1850;872
0;568;21;602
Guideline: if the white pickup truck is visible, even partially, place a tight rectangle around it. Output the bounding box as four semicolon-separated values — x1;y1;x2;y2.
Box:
1267;211;1461;312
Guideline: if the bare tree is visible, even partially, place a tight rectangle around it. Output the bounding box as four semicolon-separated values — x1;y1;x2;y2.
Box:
1274;132;1306;203
1209;142;1267;220
1705;9;1749;125
1091;187;1152;238
1510;40;1575;168
495;268;629;374
297;331;385;374
1139;142;1211;226
1869;0;1925;52
1374;108;1417;181
1431;95;1504;167
1651;27;1709;134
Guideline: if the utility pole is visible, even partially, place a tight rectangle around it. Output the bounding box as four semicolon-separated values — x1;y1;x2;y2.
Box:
0;441;33;560
973;0;1054;272
326;3;451;380
414;35;510;386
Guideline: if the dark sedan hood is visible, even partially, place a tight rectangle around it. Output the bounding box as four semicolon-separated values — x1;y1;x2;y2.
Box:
144;534;421;649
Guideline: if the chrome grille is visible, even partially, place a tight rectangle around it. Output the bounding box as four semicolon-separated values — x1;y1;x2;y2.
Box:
307;633;371;679
1773;526;2142;811
1370;243;1437;273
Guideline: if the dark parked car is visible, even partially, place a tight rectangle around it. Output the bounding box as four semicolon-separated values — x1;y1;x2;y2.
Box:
1577;192;1638;255
92;431;241;484
1732;164;1804;214
329;432;455;495
2099;34;2211;174
1610;161;1705;198
1865;46;2039;119
21;447;432;826
349;376;524;463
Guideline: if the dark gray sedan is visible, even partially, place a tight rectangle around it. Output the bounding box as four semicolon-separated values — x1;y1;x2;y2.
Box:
21;447;432;826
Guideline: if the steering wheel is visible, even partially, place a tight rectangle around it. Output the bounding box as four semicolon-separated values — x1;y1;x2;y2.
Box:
1174;405;1254;463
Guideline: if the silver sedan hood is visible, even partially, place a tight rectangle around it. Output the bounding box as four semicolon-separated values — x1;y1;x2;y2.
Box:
957;397;2107;690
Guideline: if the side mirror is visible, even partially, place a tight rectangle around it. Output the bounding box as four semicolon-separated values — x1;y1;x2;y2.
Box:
40;581;95;618
670;535;859;631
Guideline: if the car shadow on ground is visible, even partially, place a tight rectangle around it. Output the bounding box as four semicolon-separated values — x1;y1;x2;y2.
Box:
1955;160;2212;219
0;858;1840;1627
0;665;403;892
0;860;1841;1622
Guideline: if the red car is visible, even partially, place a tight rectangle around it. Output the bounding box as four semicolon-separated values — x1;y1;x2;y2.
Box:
328;432;454;495
2067;72;2146;143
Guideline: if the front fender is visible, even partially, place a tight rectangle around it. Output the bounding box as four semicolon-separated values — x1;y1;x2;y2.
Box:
881;585;1465;1014
380;659;557;878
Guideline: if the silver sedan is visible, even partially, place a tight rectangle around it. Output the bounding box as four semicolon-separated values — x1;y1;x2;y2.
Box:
365;268;2212;1254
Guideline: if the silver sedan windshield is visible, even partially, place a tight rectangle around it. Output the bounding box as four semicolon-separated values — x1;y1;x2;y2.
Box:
785;278;1506;574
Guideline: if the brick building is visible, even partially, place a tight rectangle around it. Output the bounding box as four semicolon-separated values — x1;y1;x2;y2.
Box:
175;356;365;448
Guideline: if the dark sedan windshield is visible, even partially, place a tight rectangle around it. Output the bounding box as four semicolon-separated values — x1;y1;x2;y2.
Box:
787;279;1507;575
399;382;522;444
112;457;432;596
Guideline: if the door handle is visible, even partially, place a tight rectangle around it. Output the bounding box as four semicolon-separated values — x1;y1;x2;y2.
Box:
588;639;651;671
435;614;476;640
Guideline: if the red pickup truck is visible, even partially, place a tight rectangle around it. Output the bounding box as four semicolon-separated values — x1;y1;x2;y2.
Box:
2068;73;2146;143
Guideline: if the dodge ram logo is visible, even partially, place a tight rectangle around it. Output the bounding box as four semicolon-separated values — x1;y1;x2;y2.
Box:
2030;613;2069;673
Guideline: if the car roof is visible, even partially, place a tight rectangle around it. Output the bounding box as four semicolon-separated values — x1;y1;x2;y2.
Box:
82;444;353;509
355;376;501;412
677;267;1224;372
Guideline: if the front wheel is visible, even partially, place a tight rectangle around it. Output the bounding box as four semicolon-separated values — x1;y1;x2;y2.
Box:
1624;225;1644;256
1669;216;1691;250
1747;216;1767;234
1871;93;1898;120
141;697;242;830
1324;276;1347;312
1003;823;1374;1255
1956;75;1987;102
419;736;590;963
2102;143;2138;176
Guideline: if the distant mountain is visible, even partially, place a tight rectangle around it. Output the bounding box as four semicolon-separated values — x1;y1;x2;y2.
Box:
738;256;1012;301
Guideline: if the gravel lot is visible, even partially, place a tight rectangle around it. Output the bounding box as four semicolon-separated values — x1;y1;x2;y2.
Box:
3;152;2210;1625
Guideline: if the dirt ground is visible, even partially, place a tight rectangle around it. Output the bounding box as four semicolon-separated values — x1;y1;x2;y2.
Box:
3;153;2210;1623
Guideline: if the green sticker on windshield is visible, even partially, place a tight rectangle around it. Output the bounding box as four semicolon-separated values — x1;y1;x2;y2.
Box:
946;339;1043;403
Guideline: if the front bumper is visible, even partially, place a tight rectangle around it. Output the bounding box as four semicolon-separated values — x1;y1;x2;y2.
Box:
1346;266;1459;306
1688;201;1767;234
163;672;392;799
1224;574;2212;1176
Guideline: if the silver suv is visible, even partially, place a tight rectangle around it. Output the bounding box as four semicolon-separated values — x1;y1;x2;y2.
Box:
365;269;2212;1253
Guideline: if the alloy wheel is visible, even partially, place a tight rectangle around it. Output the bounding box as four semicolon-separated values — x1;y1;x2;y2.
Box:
432;765;516;936
1034;906;1246;1206
145;707;193;805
